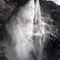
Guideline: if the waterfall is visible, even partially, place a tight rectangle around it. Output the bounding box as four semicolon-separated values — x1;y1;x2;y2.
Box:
6;0;35;60
5;0;57;60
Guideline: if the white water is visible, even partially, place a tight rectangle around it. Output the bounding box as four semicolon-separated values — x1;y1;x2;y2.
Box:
5;0;57;60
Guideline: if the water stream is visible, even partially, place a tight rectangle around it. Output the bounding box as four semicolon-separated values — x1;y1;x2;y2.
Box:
5;0;57;60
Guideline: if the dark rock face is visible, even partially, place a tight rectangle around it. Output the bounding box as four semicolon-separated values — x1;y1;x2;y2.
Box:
40;1;60;60
0;0;15;21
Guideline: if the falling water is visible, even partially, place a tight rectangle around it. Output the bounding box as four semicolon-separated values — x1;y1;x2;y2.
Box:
4;0;57;60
